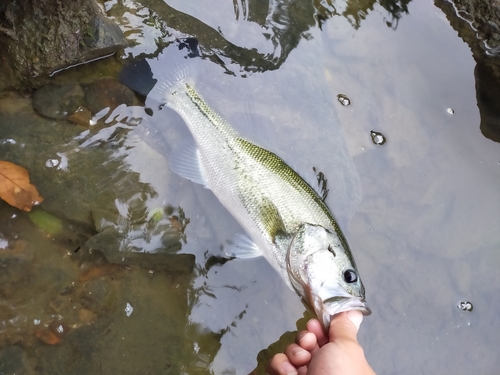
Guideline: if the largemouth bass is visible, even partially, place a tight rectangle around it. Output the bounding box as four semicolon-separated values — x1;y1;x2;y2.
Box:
153;74;370;329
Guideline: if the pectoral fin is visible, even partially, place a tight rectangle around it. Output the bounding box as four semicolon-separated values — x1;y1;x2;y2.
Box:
258;197;287;243
169;138;207;187
225;233;261;259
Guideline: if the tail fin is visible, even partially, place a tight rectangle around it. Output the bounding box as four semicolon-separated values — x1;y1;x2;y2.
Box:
119;39;201;106
119;58;156;99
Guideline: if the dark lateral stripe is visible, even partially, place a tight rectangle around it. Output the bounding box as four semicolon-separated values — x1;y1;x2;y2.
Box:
184;83;226;133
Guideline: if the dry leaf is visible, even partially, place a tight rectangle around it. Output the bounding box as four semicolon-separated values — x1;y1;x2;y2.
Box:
36;328;61;345
0;160;43;211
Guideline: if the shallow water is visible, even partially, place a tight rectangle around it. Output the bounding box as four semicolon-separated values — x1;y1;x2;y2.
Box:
1;0;500;374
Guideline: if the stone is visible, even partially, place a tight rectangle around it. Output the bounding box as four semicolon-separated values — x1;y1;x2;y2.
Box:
67;106;93;126
83;14;128;58
0;0;128;90
105;252;196;274
33;83;85;119
79;308;97;324
83;78;134;114
0;240;33;267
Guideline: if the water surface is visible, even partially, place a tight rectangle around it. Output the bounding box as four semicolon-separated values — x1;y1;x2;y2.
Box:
1;0;499;374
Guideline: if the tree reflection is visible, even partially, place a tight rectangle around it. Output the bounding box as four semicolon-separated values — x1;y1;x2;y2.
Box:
435;0;500;143
475;61;500;143
121;0;412;74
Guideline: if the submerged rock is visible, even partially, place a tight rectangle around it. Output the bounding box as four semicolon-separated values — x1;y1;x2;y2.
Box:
104;251;195;274
33;83;84;120
83;78;134;114
67;106;93;126
84;229;193;274
0;346;35;375
0;240;33;267
0;0;127;90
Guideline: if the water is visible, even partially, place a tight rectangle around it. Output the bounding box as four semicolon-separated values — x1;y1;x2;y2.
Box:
1;0;500;374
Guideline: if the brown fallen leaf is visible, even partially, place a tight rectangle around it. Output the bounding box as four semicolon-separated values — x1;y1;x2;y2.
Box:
0;160;43;211
36;328;61;345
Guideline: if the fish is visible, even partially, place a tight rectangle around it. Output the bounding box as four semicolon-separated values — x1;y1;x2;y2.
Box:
151;71;370;330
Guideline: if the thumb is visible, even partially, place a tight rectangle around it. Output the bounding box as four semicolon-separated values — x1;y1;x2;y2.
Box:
329;310;363;343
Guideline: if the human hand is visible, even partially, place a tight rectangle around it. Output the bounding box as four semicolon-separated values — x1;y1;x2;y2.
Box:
266;310;376;375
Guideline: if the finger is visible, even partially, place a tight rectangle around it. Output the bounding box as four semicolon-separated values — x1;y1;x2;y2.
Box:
306;319;329;347
284;343;311;368
266;353;298;375
295;331;317;351
329;310;363;343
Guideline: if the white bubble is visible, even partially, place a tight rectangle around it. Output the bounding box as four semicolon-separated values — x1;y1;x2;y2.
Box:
45;153;69;170
337;94;351;106
56;152;69;171
0;138;16;145
457;301;473;311
46;158;60;168
125;302;134;317
370;130;387;145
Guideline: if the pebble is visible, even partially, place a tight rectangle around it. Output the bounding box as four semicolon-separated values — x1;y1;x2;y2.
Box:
67;106;93;126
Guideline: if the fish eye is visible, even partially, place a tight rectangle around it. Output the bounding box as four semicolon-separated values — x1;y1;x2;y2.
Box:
343;269;358;283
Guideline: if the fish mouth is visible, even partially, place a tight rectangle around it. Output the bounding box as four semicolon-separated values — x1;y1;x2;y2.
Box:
324;296;372;315
317;296;371;330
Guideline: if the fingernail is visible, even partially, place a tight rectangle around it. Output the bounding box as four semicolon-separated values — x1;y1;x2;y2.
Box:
291;346;308;359
296;331;311;344
346;310;363;332
296;331;307;342
282;361;298;375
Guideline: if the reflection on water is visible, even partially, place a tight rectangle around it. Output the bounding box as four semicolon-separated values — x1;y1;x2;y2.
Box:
2;0;500;374
475;60;500;143
436;0;500;144
113;0;414;74
337;0;411;29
